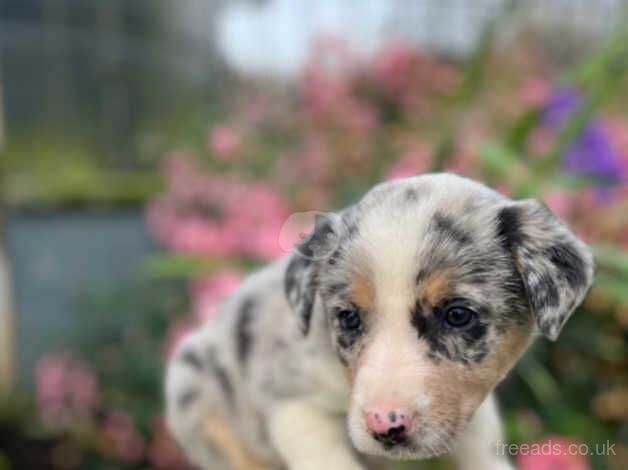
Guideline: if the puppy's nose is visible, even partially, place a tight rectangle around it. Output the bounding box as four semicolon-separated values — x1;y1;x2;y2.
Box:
365;405;413;446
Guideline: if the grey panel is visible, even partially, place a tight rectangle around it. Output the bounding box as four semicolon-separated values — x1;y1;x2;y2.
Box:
5;209;155;388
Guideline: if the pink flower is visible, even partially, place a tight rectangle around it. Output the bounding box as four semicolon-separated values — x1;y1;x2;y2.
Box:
542;188;575;221
385;145;432;181
67;364;99;418
191;271;242;322
35;353;100;430
443;144;481;177
371;43;458;107
300;38;359;114
521;78;552;107
222;183;290;259
148;417;192;469
36;354;69;429
148;155;290;261
104;411;146;464
170;218;237;257
208;125;240;158
605;117;628;152
161;151;197;187
604;117;628;180
36;354;67;406
253;223;289;260
301;71;350;113
527;127;556;156
495;185;513;197
334;99;378;134
164;316;196;359
372;43;416;90
294;134;332;184
517;436;591;470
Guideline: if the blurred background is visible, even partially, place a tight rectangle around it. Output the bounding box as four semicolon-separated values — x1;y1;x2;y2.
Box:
0;1;627;469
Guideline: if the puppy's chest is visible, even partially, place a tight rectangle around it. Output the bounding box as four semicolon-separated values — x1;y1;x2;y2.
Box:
304;353;351;413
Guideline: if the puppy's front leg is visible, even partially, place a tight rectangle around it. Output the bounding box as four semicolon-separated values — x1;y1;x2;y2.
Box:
268;399;365;470
453;393;513;470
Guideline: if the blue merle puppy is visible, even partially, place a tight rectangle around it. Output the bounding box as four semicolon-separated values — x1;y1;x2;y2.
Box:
166;174;594;470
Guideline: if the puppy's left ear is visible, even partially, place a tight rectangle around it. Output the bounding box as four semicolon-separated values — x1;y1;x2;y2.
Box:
497;199;594;341
284;213;341;335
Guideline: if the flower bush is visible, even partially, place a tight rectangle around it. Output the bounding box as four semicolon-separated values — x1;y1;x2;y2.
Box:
516;436;591;470
14;32;628;470
36;353;100;431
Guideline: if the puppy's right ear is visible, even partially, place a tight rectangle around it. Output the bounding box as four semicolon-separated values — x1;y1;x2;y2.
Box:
284;213;340;335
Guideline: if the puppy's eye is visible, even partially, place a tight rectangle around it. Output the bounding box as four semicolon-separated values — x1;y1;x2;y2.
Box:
337;308;362;331
445;306;476;328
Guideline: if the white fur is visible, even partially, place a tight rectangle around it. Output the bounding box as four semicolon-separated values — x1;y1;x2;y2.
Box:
268;399;365;470
454;394;514;470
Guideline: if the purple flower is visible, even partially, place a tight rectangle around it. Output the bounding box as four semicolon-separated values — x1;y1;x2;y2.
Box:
541;87;583;129
541;87;625;186
563;123;624;183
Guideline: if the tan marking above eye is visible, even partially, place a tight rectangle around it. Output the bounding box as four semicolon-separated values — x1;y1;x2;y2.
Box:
349;273;374;312
419;271;452;306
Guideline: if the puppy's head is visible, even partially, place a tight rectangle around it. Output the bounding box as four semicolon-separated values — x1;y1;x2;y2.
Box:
284;174;593;459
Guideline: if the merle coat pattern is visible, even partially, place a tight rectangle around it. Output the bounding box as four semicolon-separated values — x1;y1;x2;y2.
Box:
166;174;593;470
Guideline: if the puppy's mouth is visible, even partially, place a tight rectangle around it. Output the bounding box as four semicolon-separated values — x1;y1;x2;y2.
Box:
370;424;410;448
358;432;457;460
349;411;462;460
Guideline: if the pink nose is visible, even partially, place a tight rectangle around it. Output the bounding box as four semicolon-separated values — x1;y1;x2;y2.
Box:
365;405;413;444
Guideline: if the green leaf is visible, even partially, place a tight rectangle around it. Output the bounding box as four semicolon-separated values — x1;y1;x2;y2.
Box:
479;143;521;178
143;254;257;279
592;244;628;277
593;273;628;304
507;109;540;153
551;174;605;190
515;354;562;405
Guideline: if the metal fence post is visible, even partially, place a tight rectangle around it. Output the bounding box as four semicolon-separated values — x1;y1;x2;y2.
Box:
0;64;16;398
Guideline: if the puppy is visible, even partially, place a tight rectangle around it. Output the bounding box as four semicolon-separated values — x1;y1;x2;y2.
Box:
165;174;593;470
